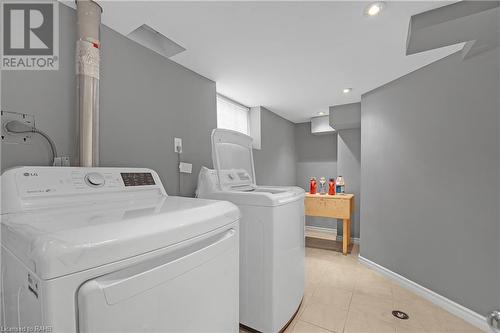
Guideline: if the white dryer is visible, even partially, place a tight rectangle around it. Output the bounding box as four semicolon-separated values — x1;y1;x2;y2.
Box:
1;166;240;333
197;129;305;333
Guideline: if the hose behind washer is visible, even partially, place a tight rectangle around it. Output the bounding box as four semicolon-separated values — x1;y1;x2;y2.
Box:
4;120;58;165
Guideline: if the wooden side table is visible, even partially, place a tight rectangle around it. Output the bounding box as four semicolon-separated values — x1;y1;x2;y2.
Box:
304;193;355;255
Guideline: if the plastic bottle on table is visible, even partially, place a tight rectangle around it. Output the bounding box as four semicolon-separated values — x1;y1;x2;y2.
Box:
309;177;317;194
328;178;336;195
335;176;345;194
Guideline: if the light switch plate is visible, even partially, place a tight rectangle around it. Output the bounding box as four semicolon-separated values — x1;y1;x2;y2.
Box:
174;137;182;153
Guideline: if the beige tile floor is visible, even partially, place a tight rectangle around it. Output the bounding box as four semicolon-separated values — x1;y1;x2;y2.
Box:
241;245;483;333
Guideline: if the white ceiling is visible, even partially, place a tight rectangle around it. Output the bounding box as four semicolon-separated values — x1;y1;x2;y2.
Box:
94;1;463;123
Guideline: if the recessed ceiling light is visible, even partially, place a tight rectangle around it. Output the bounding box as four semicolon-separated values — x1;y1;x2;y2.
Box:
365;2;385;16
342;88;352;94
318;111;326;116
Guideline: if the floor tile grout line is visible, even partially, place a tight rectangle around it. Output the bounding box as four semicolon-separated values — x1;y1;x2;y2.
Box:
296;318;336;333
342;288;355;333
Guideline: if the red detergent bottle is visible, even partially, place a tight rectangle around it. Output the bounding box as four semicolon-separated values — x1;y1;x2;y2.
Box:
309;177;317;194
328;178;336;195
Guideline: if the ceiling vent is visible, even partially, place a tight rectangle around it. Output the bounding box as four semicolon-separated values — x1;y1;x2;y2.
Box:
127;24;186;58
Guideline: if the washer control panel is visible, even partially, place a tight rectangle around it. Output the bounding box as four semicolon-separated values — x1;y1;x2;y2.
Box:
218;169;253;190
85;172;106;187
10;167;164;198
121;172;156;186
2;167;167;213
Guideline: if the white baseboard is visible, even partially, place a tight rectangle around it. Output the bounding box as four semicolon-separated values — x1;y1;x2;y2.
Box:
305;226;337;234
358;255;489;332
305;226;361;244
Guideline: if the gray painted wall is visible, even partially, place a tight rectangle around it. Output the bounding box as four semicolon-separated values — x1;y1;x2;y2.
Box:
361;49;499;315
498;61;500;312
98;19;216;197
253;107;297;186
2;5;76;170
337;129;361;239
329;102;361;130
1;5;217;197
294;122;337;229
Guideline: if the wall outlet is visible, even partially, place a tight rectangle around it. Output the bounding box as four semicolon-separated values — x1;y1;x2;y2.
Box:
174;137;182;153
179;162;192;174
53;156;70;166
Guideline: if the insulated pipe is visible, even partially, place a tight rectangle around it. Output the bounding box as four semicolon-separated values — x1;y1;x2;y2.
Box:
76;0;102;166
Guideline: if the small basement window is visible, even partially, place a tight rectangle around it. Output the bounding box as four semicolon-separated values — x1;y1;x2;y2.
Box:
216;94;250;135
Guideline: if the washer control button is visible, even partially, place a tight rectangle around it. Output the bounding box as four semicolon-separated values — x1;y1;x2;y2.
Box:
85;173;105;187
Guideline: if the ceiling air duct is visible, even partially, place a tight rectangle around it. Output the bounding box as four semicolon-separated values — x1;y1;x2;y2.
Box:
127;24;186;59
76;0;102;166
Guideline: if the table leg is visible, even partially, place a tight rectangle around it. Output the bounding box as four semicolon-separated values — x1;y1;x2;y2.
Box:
347;219;351;248
342;219;349;255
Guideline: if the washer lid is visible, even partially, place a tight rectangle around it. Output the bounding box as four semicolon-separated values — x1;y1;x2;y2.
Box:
1;196;240;280
211;129;256;189
203;185;305;207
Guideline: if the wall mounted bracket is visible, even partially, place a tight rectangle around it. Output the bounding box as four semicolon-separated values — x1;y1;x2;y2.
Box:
1;111;35;144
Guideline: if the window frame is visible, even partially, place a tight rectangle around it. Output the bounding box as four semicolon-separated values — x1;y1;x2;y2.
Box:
216;94;250;136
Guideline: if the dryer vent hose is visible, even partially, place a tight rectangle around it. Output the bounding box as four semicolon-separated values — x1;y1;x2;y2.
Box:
5;120;58;165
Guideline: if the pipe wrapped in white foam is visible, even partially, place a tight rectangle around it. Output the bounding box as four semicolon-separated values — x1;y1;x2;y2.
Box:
76;0;102;167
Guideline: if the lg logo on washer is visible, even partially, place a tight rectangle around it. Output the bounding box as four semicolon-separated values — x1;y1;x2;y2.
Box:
1;1;59;70
23;172;38;177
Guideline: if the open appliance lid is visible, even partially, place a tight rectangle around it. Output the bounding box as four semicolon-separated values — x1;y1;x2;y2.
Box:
211;129;256;189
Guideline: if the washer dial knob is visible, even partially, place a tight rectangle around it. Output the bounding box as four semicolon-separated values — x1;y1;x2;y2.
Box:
85;172;105;187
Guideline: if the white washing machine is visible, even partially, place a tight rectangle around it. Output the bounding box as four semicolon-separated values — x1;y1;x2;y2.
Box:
197;129;305;333
1;166;240;333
